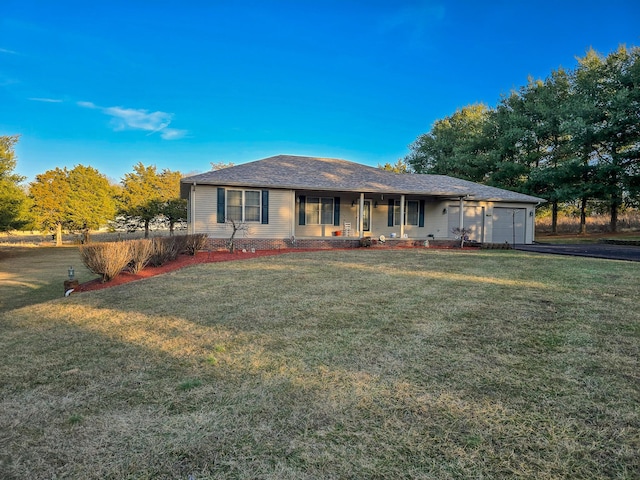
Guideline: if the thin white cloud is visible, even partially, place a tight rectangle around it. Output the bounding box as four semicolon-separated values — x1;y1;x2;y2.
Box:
77;101;97;108
160;128;188;140
0;48;19;55
29;97;63;103
77;101;187;140
104;106;172;133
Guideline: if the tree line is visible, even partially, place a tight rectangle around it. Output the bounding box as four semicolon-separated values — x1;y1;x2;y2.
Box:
405;45;640;233
3;45;638;238
0;135;185;244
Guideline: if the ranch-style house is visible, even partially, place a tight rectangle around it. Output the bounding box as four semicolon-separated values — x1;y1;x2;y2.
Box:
180;155;545;250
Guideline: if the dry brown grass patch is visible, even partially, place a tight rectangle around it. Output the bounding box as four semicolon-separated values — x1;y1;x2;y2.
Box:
1;249;639;478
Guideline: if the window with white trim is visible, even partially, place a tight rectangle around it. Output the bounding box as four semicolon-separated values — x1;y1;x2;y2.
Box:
306;197;334;225
393;200;419;226
227;189;261;222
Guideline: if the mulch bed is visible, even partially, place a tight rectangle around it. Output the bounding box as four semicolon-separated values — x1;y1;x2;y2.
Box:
75;245;476;293
76;249;302;292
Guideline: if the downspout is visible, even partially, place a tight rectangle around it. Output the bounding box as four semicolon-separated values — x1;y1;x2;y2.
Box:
190;183;196;235
359;193;365;238
458;196;464;231
532;200;542;243
400;195;405;238
291;191;297;239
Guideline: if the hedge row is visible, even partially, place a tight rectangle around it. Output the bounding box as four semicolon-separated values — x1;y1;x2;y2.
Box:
79;234;208;282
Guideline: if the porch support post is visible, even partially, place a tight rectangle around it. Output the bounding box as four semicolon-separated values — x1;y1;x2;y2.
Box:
459;196;464;230
359;193;365;238
400;194;405;238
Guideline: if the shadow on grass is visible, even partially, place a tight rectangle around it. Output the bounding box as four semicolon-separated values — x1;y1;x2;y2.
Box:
0;246;97;312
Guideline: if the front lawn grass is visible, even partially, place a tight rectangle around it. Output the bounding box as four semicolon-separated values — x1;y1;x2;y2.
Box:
0;246;95;311
1;249;639;479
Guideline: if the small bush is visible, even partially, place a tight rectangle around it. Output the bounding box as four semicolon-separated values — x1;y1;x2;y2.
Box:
185;233;208;255
149;237;183;267
172;235;189;256
79;242;132;282
128;239;153;274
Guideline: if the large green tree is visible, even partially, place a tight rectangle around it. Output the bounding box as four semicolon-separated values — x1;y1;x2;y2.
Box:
407;104;495;182
0;135;30;231
406;44;640;233
579;46;640;231
68;165;118;242
30;165;117;245
119;163;183;238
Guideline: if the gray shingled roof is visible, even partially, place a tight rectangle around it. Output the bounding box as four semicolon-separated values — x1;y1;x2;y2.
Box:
181;155;545;203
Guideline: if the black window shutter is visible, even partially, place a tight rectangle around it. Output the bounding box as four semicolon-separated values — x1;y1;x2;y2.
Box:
388;199;394;227
298;195;306;225
217;188;225;223
333;197;340;226
419;200;425;227
261;190;269;224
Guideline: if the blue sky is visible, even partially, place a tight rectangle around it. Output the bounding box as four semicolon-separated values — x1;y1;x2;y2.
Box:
2;1;639;184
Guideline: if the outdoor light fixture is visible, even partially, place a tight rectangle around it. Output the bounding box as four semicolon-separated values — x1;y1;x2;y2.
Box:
529;211;534;217
442;208;447;215
374;201;378;208
68;266;75;280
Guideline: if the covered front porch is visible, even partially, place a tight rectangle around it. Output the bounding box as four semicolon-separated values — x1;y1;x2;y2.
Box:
293;190;470;242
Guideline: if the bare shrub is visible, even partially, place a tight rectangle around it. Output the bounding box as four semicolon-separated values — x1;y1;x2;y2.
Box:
451;227;471;247
79;242;131;282
128;239;153;274
226;219;249;252
185;234;208;255
172;235;189;256
149;237;183;267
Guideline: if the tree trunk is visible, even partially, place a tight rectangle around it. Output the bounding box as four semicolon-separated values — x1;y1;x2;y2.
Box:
579;197;587;234
169;221;174;236
55;223;62;247
551;201;558;234
610;201;618;233
144;219;150;239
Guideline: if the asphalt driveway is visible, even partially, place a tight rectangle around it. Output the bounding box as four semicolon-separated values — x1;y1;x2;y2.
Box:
515;243;640;262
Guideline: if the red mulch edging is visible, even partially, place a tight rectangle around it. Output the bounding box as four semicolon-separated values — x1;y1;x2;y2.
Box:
75;249;312;292
75;245;477;293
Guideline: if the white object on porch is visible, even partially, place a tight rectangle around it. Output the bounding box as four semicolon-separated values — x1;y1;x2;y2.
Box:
343;222;352;236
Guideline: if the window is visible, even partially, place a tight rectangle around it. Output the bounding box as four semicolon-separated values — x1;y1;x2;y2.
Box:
406;201;419;225
226;189;261;223
244;190;261;222
393;200;419;225
306;197;334;225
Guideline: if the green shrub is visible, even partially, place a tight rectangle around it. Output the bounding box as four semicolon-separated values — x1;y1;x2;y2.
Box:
79;242;132;282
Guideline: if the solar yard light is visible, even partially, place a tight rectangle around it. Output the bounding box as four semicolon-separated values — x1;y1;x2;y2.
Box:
68;266;75;280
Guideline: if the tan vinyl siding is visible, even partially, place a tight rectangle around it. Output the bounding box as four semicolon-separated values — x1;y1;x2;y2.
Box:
191;186;293;239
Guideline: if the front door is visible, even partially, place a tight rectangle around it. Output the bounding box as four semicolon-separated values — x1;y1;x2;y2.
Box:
360;200;372;233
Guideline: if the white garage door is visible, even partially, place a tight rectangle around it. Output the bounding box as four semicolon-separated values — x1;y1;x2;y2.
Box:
448;206;485;242
493;207;526;244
